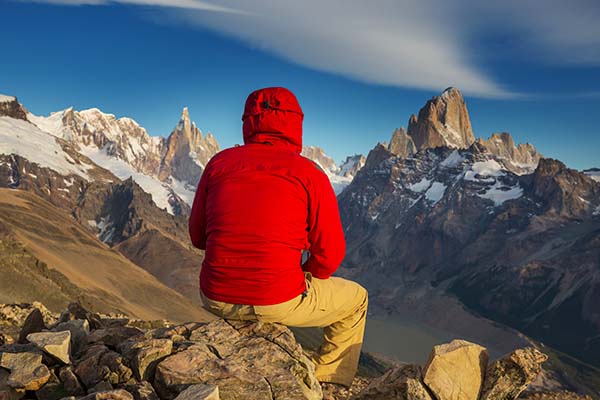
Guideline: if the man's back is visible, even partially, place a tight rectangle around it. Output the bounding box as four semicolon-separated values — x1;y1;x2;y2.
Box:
189;87;345;305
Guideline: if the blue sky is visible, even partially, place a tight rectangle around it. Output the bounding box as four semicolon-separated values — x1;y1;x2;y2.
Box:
1;0;599;169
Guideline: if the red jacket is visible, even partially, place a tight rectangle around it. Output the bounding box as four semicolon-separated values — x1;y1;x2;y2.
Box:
189;87;346;305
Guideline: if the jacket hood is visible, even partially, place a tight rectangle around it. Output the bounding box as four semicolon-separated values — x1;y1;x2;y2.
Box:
242;87;304;153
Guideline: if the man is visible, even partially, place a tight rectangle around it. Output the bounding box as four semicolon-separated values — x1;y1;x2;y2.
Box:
189;87;368;389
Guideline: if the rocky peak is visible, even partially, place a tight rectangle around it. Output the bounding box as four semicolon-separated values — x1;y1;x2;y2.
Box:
158;107;220;186
0;95;28;121
477;132;542;174
339;154;366;178
388;126;416;158
407;87;475;151
301;146;339;174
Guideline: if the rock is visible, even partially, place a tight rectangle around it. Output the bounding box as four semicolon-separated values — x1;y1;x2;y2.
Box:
34;369;67;400
74;345;133;389
388;127;416;158
88;327;144;349
0;369;23;400
89;381;113;393
352;364;432;400
125;381;159;400
0;352;51;391
27;331;71;364
0;331;13;346
480;347;548;400
407;87;475;151
155;320;321;400
0;303;56;328
58;367;85;396
119;339;173;381
423;339;488;400
58;303;102;331
18;309;46;344
173;384;219;400
79;389;134;400
52;319;90;355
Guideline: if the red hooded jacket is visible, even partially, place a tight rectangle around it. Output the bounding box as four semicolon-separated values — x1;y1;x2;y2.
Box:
189;87;346;305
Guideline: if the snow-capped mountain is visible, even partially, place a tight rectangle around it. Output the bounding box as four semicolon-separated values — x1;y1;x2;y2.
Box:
584;168;600;182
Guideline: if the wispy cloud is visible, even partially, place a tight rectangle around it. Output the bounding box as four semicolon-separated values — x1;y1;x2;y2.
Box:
15;0;600;98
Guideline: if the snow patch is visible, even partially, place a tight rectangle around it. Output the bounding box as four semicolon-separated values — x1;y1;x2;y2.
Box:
440;150;465;168
329;174;353;195
478;184;523;206
409;178;431;192
0;94;16;103
425;182;446;204
464;160;505;181
0;117;90;179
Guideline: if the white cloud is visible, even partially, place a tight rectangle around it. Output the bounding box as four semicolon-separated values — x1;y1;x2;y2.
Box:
15;0;600;98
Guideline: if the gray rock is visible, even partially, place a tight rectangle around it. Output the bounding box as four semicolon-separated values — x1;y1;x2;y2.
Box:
27;331;71;364
173;384;219;400
119;338;172;381
88;327;143;349
18;309;46;344
480;347;548;400
58;367;85;396
155;320;321;400
74;345;133;389
352;364;432;400
79;389;134;400
0;351;50;391
125;381;159;400
52;319;90;356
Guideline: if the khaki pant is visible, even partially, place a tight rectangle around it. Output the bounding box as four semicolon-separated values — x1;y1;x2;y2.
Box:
200;273;368;387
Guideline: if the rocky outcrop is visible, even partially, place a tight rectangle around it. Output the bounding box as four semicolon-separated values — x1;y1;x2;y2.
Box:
302;146;339;174
407;87;475;151
0;304;322;400
476;132;542;174
0;95;28;121
339;154;366;178
158;107;220;186
388;127;416;158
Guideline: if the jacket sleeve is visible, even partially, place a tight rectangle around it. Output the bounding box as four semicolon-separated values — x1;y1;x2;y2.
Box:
189;168;210;250
303;167;346;279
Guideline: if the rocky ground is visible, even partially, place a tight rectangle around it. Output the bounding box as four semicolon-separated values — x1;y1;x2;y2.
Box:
0;303;595;400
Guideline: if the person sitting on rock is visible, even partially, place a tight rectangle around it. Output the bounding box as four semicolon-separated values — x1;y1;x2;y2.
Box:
189;86;368;389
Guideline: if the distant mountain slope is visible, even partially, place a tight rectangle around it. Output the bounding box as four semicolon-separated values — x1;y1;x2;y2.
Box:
0;189;212;323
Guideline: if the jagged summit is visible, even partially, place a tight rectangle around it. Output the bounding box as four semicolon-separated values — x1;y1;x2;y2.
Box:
0;94;28;121
388;126;416;158
407;87;475;151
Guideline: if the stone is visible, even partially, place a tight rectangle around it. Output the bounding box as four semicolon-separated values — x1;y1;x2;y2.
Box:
27;331;71;364
119;339;172;381
52;319;90;356
480;347;548;400
74;345;133;389
423;339;488;400
78;389;134;400
88;327;144;349
352;364;432;400
0;351;50;391
125;381;159;400
0;369;23;400
18;309;46;344
34;369;69;400
58;303;102;330
173;384;219;400
156;320;321;400
58;367;85;396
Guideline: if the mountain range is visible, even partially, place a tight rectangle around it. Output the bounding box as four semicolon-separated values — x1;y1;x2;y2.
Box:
1;88;599;395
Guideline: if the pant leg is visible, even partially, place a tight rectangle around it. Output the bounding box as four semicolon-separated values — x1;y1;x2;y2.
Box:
253;274;369;387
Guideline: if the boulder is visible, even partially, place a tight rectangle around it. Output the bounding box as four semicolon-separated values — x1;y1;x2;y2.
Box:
480;347;548;400
0;351;50;391
352;364;432;400
88;327;144;349
52;319;90;355
155;320;321;400
18;309;46;344
74;345;133;389
27;331;71;364
58;366;85;396
423;339;488;400
34;369;66;400
125;381;159;400
173;384;219;400
79;389;134;400
58;303;102;330
119;338;173;381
